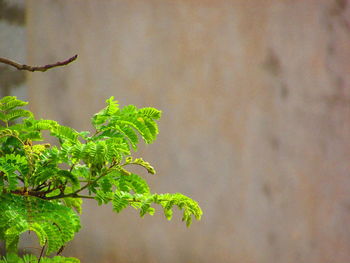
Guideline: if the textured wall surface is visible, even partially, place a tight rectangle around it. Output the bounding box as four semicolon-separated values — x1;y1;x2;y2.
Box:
0;0;26;98
27;1;350;262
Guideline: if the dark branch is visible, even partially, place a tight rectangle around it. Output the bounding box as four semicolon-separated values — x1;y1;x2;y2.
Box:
0;54;78;72
38;240;47;263
44;172;108;200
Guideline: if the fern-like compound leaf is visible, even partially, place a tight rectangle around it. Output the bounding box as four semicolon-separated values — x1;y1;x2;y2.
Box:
116;173;150;194
155;193;203;227
94;190;113;205
0;109;33;122
112;191;131;213
50;125;79;143
124;157;156;174
0;96;28;111
57;170;80;187
112;124;139;150
138;107;162;120
0;154;27;191
92;96;119;129
24;118;58;131
109;192;203;227
0;194;81;255
0;254;80;263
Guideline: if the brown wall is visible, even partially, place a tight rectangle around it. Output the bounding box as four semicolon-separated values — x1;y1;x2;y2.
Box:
27;1;350;262
0;0;26;98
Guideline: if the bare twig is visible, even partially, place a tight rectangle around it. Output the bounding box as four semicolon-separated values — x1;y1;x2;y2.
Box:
0;54;78;72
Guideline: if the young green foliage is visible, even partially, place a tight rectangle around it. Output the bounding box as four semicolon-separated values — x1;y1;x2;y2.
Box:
0;96;202;262
0;254;80;263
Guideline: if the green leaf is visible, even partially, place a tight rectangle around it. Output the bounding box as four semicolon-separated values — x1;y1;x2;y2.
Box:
0;254;81;263
28;222;47;246
24;118;58;131
112;191;131;213
143;116;159;139
113;124;139;150
117;173;150;194
57;170;79;187
0;194;81;255
94;190;113;205
124;157;156;174
0;156;23;190
139;201;155;217
62;197;83;214
0;96;28;111
156;193;203;227
91;96;119;128
50;125;79;143
138;107;162;120
0;109;33;122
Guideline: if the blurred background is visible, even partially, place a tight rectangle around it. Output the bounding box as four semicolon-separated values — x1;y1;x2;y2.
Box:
2;0;350;262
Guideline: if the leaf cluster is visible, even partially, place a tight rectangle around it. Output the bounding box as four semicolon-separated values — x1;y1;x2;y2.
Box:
0;96;202;261
0;254;79;263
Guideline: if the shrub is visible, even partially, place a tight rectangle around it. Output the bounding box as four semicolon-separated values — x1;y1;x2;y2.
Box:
0;96;202;262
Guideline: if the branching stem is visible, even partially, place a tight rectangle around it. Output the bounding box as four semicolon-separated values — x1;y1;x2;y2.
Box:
44;165;116;200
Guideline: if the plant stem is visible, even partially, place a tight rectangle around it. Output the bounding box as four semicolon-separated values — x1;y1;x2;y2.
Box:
44;167;115;200
76;195;95;199
38;240;47;263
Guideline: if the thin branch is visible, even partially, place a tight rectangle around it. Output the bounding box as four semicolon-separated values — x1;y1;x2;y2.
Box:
56;245;65;256
44;166;116;200
0;54;78;72
75;195;95;199
69;163;76;173
38;240;47;263
45;173;107;200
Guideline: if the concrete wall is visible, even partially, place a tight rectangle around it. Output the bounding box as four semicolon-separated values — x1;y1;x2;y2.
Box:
27;1;350;262
0;0;26;98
